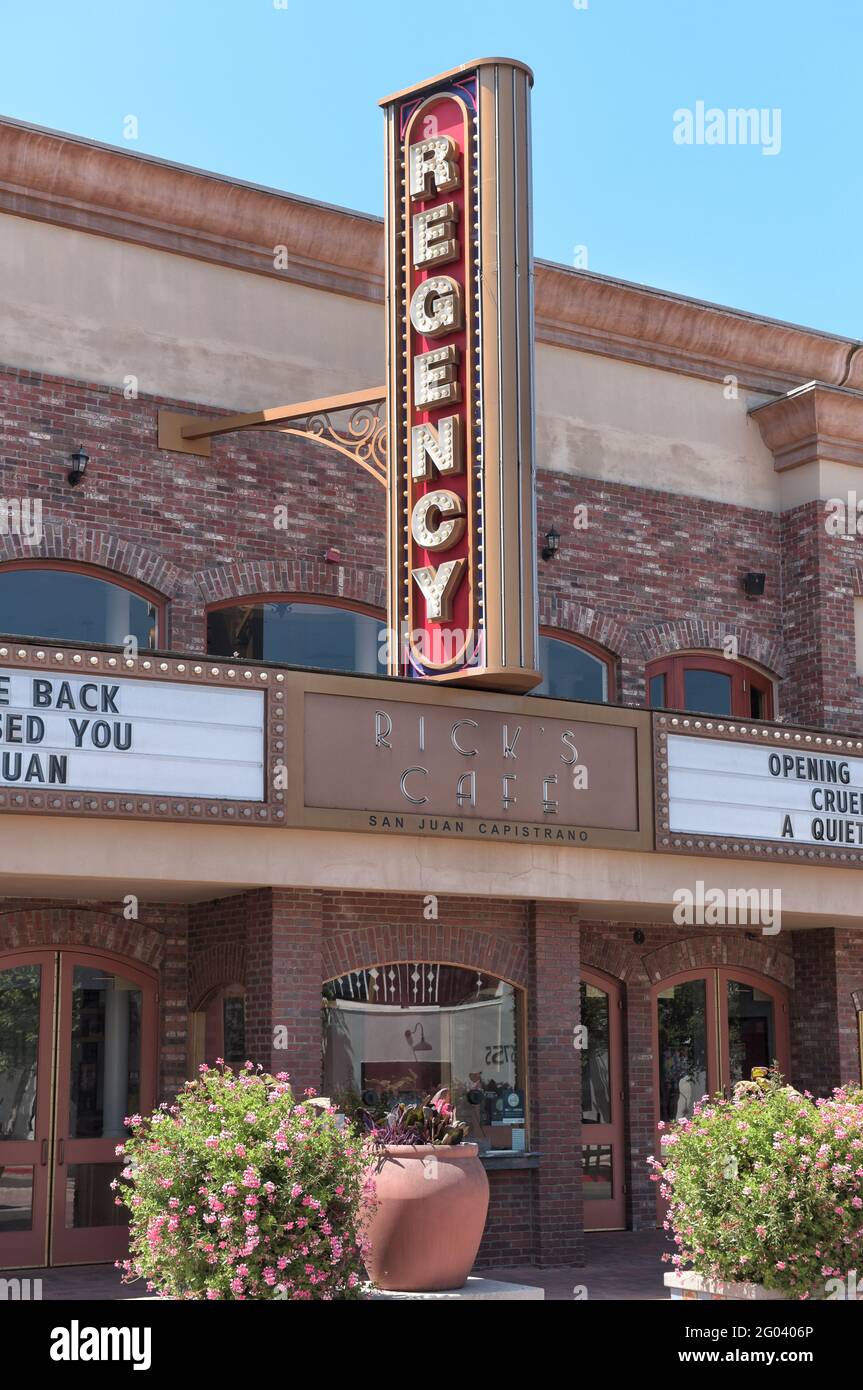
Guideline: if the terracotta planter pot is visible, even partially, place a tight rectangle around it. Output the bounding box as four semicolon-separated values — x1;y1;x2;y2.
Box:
363;1143;489;1292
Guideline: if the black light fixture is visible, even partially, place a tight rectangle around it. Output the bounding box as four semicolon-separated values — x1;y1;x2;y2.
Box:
633;928;646;945
541;525;560;561
67;445;90;487
741;571;766;598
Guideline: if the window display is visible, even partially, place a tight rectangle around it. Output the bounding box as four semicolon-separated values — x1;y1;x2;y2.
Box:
322;964;525;1154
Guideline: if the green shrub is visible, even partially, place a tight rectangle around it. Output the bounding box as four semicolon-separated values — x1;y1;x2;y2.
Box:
650;1069;863;1299
116;1062;371;1300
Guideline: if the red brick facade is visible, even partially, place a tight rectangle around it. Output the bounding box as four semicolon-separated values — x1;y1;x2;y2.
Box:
3;353;863;1270
4;363;863;730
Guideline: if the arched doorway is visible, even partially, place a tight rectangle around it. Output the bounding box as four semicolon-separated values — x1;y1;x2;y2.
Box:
0;948;157;1269
652;966;790;1218
188;983;246;1076
581;967;626;1230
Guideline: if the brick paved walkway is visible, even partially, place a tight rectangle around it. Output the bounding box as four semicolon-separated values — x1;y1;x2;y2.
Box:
10;1229;670;1301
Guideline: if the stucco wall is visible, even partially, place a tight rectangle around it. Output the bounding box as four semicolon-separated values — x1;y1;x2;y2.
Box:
0;212;779;512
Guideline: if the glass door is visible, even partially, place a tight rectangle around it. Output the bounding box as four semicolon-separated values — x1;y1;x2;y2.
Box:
0;948;157;1270
719;968;790;1092
655;973;718;1125
51;952;157;1266
0;955;55;1269
581;969;625;1230
653;967;790;1223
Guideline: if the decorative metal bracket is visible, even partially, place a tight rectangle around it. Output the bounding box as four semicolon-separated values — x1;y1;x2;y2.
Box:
158;386;387;486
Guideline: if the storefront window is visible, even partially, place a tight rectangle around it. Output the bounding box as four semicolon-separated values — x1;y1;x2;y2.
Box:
534;633;611;702
0;567;158;648
657;978;708;1122
581;982;611;1125
726;979;775;1087
647;653;773;719
207;600;386;674
322;964;525;1154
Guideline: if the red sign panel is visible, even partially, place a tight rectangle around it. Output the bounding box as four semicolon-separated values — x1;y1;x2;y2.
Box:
398;81;481;677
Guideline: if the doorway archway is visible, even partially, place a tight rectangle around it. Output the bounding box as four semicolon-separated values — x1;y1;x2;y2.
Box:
651;966;790;1221
653;966;791;1124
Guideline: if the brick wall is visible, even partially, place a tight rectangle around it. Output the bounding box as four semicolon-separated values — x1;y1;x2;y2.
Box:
188;893;247;1010
4;364;863;731
793;927;863;1093
528;902;582;1264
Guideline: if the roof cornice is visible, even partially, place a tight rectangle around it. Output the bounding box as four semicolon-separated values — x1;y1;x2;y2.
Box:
750;381;863;471
2;114;862;395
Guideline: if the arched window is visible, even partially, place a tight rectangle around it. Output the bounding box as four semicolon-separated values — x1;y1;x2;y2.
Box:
0;563;160;648
533;632;614;702
647;652;774;720
206;598;386;675
322;964;527;1155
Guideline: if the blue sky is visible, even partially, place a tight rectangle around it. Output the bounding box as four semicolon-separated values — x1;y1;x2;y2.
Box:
1;0;860;338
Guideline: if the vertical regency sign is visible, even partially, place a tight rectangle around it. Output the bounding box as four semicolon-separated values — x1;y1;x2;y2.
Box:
381;59;540;692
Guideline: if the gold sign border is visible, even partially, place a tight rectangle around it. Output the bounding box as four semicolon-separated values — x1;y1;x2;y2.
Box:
0;638;285;826
403;91;480;675
654;711;863;868
286;668;654;849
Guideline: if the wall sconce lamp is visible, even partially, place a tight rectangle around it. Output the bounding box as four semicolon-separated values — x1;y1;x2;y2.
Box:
741;571;766;598
67;446;90;487
541;526;561;561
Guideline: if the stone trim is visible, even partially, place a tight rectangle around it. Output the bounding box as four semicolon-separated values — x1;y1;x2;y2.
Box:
751;381;863;472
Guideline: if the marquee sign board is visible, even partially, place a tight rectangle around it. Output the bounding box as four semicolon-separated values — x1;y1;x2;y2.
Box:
655;713;863;867
381;59;540;692
0;641;283;825
287;670;653;847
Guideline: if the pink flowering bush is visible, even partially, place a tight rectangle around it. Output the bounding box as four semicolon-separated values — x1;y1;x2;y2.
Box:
650;1068;863;1299
115;1062;371;1300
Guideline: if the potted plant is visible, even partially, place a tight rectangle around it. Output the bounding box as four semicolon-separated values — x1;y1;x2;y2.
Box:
115;1061;371;1299
359;1088;490;1292
650;1067;863;1300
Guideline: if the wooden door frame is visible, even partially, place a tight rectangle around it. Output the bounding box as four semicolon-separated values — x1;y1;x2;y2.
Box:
652;964;791;1223
647;652;774;720
581;965;626;1231
50;948;158;1267
717;966;791;1092
651;968;720;1131
0;950;57;1270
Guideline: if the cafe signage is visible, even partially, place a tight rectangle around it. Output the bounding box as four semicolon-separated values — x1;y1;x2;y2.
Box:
288;671;653;847
0;642;282;824
381;59;540;692
655;713;863;866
